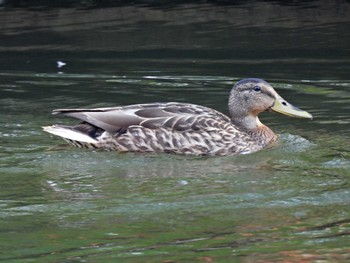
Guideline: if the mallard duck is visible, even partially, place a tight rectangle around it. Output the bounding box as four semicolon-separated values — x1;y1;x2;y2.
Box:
43;78;312;156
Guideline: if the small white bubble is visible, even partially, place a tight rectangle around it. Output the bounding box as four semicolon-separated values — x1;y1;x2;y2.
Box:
179;180;189;185
47;180;57;187
106;232;119;236
57;61;67;68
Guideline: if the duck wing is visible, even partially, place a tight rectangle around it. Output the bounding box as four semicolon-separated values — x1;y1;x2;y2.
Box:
52;102;231;133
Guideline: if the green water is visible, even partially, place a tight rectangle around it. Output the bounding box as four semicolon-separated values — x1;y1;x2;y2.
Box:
1;1;350;262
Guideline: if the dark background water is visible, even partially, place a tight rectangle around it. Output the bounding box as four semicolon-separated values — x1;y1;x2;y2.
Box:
1;1;350;262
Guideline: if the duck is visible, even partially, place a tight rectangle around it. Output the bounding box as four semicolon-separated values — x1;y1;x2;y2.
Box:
43;78;312;156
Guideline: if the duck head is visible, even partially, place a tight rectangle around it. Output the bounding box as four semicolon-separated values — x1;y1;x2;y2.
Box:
228;78;312;130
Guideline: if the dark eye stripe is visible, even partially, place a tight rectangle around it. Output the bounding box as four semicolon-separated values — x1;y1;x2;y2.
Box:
253;86;261;92
242;85;276;99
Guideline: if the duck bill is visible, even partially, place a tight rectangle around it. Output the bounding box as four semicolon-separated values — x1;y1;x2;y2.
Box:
271;95;313;119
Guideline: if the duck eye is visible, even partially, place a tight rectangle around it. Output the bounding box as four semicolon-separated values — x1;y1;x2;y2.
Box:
253;86;261;92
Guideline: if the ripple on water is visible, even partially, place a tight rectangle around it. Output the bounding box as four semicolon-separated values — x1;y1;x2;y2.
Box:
279;133;314;153
322;158;350;169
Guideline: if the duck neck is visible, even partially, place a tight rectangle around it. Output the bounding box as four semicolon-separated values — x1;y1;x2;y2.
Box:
232;115;277;146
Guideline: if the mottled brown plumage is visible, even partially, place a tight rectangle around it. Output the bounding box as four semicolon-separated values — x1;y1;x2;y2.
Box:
43;78;312;156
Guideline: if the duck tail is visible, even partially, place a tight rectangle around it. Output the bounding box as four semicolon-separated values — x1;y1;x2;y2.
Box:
43;125;99;145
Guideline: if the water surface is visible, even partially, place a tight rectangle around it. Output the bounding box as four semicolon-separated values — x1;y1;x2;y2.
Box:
1;1;350;262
